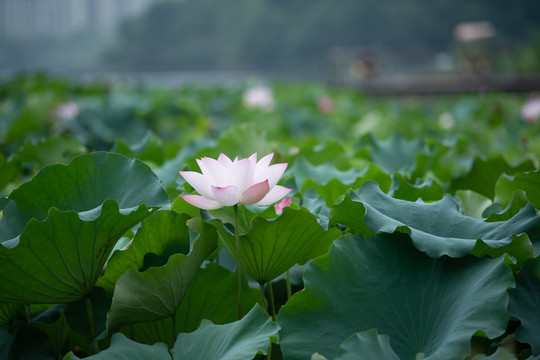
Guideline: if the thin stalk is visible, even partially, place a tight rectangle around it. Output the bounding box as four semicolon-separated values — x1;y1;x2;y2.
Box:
259;282;266;309
172;312;177;345
286;270;292;299
24;304;31;325
267;341;273;360
234;204;243;319
85;296;96;336
267;281;276;320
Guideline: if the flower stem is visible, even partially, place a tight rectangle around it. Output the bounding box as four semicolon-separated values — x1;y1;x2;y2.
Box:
259;282;266;309
86;296;96;336
267;281;276;320
286;270;292;299
172;311;177;345
234;204;243;319
267;342;273;360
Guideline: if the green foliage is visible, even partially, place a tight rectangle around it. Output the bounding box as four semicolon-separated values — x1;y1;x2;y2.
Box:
69;333;170;360
210;207;341;284
120;263;259;346
106;217;218;330
334;330;400;360
97;210;192;293
1;73;540;359
172;305;279;360
277;234;514;359
509;257;540;354
0;152;169;304
69;305;279;360
330;181;540;259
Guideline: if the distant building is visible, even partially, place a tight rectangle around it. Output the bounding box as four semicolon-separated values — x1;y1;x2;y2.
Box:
0;0;158;39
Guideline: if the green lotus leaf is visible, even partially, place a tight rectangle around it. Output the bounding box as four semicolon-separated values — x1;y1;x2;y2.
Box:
328;194;374;238
97;210;192;293
210;206;342;284
113;131;165;166
173;263;258;332
297;140;351;170
0;303;21;327
68;333;170;360
508;257;540;354
120;263;259;347
0;151;169;244
277;233;514;360
17;135;86;168
0;153;22;193
335;330;399;360
360;133;425;174
0;200;156;304
471;347;518;360
288;156;365;191
495;170;540;210
203;202;281;236
409;137;469;184
455;190;493;219
388;173;444;202
3;323;56;359
448;156;535;200
171;304;279;360
330;181;540;258
64;287;112;343
106;217;218;330
33;311;89;357
300;188;331;230
483;191;529;222
289;157;391;206
301;178;359;207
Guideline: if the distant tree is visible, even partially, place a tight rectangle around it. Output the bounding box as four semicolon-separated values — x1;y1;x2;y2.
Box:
103;0;540;73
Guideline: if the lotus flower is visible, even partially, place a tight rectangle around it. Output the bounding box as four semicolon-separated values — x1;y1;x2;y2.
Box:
522;97;540;124
242;86;275;112
179;153;292;210
54;101;80;120
317;96;333;114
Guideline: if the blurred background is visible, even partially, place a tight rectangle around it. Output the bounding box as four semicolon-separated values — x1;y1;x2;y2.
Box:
1;0;540;90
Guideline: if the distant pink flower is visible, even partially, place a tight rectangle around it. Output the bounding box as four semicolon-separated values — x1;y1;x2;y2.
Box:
54;102;80;120
242;86;275;112
521;97;540;124
274;197;292;214
317;96;333;114
179;153;291;210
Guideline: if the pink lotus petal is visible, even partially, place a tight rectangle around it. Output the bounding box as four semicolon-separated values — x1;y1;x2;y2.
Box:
230;158;255;193
256;153;274;170
181;195;223;210
256;163;288;188
274;197;292;214
212;185;241;206
218;153;234;168
239;180;270;205
200;157;229;186
248;152;258;166
255;185;292;206
178;171;214;199
196;158;206;173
